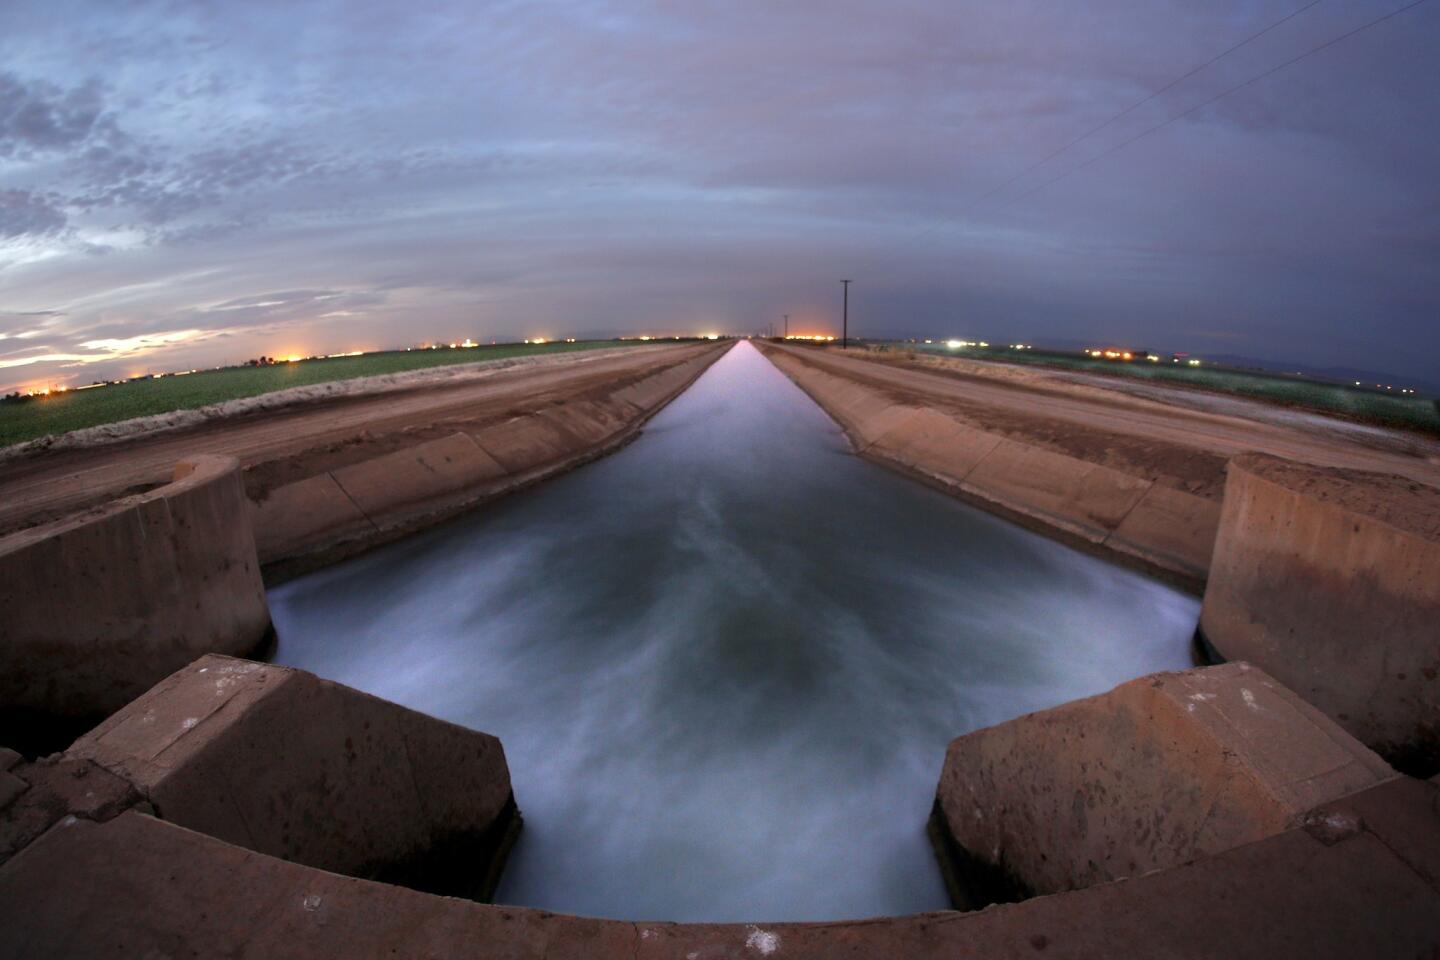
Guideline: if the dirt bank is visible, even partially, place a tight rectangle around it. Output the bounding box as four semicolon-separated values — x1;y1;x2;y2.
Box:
758;342;1440;588
0;342;725;540
250;343;726;578
0;344;655;463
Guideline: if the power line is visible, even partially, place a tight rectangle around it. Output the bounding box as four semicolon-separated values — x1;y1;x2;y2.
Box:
993;0;1432;212
977;0;1326;205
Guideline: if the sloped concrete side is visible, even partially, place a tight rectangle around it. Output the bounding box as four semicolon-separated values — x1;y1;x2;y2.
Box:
251;347;724;575
761;345;1219;588
0;455;272;749
2;778;1438;959
931;662;1394;904
67;654;518;899
332;431;508;519
1200;453;1440;775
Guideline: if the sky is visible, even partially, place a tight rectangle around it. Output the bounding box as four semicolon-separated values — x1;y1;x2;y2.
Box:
1;0;1437;393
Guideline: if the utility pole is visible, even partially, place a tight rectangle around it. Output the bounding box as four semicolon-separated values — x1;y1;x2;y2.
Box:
783;314;789;338
840;280;851;349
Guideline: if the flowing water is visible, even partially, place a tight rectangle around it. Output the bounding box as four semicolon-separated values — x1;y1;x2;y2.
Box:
269;340;1200;922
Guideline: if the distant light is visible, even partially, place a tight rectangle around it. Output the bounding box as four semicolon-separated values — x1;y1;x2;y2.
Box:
945;340;963;349
706;334;719;340
640;335;651;341
286;355;302;363
1188;359;1201;367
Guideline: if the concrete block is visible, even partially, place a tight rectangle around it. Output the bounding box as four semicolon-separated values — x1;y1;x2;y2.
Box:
0;756;138;867
68;654;517;898
0;456;272;750
932;662;1394;903
1200;454;1440;774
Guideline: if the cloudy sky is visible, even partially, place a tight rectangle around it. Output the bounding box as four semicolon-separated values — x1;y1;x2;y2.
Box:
2;0;1437;392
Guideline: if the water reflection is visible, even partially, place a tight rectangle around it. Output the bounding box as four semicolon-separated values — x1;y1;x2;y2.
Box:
269;340;1199;922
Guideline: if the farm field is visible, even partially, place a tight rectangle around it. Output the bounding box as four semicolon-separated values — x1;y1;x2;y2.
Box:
906;343;1440;435
0;340;641;447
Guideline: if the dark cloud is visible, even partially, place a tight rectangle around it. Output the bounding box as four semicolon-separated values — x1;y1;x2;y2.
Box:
0;0;1437;391
0;72;109;157
0;189;67;237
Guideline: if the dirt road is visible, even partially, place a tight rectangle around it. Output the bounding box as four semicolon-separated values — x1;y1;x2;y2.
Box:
0;342;724;535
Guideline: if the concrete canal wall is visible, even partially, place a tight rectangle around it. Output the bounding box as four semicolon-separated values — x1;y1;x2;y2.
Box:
1200;454;1440;774
4;339;1440;952
0;455;272;750
761;342;1440;776
2;657;516;901
0;347;725;754
66;655;518;899
930;662;1394;904
250;346;725;577
1;658;1437;958
760;343;1220;588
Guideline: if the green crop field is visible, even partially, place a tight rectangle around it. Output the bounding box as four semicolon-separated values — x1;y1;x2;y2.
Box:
0;339;648;448
903;343;1440;435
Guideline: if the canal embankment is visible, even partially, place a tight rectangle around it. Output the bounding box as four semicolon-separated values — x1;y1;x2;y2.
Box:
0;342;728;753
757;340;1440;592
266;339;1200;921
760;340;1440;775
2;338;1439;950
758;341;1221;588
249;341;726;579
0;341;726;540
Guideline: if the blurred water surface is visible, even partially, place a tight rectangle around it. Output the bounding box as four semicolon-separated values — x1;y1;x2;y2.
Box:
270;340;1199;922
